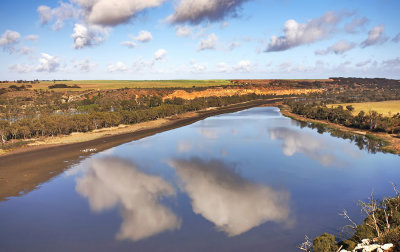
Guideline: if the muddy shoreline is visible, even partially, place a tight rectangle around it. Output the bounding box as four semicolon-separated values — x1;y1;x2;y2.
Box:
0;99;282;201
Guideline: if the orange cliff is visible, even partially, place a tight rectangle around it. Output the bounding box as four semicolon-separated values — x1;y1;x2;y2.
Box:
164;87;324;100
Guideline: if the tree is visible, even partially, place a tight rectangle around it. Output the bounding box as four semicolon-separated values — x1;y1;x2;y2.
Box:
0;120;10;145
346;105;354;112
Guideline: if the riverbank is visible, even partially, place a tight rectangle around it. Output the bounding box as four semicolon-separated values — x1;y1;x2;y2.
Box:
0;98;281;201
280;107;400;155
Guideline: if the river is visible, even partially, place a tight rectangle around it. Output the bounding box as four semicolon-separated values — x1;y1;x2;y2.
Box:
0;107;399;251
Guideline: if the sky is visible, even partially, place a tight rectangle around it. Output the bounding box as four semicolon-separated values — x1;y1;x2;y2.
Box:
0;0;399;80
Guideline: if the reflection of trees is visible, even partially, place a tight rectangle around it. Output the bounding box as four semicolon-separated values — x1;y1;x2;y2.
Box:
168;158;291;236
303;122;386;154
76;157;181;241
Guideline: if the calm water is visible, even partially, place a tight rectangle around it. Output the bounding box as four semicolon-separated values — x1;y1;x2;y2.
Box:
1;107;399;251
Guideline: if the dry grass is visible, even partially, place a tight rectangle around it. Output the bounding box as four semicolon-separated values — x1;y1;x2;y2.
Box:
1;80;231;90
331;100;400;116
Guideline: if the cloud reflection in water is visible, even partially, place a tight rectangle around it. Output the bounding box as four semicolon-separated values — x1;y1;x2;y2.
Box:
76;157;181;241
168;158;291;236
269;127;338;166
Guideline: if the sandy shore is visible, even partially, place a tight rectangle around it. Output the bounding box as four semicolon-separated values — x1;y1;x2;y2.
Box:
0;99;281;201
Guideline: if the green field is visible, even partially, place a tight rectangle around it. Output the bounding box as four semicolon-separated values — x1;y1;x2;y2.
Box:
1;80;231;90
332;100;400;116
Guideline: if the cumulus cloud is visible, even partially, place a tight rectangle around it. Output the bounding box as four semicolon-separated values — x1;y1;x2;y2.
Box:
74;58;96;72
197;33;218;51
0;30;21;53
154;49;167;60
107;61;128;72
269;127;338;167
234;60;251;72
345;17;368;34
72;23;108;49
37;2;79;30
392;33;400;43
71;0;166;26
167;0;250;24
24;34;40;41
167;158;291;236
134;30;152;42
121;30;153;48
361;24;388;48
175;25;193;37
315;40;356;55
37;53;60;72
265;11;344;52
76;158;181;241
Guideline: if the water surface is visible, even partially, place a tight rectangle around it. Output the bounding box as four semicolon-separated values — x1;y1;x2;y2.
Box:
1;107;399;251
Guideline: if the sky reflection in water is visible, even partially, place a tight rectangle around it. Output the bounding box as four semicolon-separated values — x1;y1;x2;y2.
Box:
1;107;399;252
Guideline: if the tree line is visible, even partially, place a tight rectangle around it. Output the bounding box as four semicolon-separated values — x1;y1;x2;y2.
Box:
286;101;400;134
0;93;280;146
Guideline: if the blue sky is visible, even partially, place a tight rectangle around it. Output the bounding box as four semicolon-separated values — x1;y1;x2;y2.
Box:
0;0;399;80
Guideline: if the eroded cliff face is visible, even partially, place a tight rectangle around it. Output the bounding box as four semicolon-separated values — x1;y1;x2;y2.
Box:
164;87;324;100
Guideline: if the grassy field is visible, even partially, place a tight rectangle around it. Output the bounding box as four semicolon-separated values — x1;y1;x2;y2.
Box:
331;100;400;116
1;80;231;90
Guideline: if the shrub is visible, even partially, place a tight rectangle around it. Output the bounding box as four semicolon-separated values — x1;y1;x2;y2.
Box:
313;233;338;252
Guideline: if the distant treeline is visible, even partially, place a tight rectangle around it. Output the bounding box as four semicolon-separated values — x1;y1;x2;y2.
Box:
48;84;81;89
0;93;279;146
286;101;400;134
329;77;400;89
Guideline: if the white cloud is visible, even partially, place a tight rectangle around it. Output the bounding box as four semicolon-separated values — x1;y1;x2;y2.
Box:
154;49;167;61
175;25;193;37
134;30;152;42
315;40;356;55
197;33;218;51
37;53;60;72
74;58;97;72
167;0;250;24
24;35;40;41
72;23;108;49
120;41;137;48
168;158;291;236
345;17;368;34
0;30;21;53
121;30;152;48
107;61;128;72
266;11;344;52
8;64;35;74
76;157;181;241
37;2;80;30
269;127;338;167
361;24;388;48
234;60;251;72
71;0;166;26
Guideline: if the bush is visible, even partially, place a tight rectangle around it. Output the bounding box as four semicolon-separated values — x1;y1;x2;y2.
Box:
313;233;338;252
338;239;356;251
